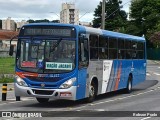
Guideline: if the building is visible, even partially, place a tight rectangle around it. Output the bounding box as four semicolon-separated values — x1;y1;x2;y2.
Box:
0;30;18;57
2;17;16;31
79;22;92;27
16;20;28;31
60;3;79;25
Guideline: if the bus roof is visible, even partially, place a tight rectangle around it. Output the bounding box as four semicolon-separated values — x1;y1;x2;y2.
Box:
82;26;145;41
22;23;145;41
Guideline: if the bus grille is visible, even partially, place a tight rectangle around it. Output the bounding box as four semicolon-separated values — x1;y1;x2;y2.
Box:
27;77;61;82
32;89;54;95
29;84;57;88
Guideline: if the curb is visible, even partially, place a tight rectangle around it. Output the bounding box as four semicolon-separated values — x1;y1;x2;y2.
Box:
154;61;160;64
8;88;14;91
0;83;14;91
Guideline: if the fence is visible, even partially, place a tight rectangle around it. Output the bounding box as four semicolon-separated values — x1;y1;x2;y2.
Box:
0;48;16;57
147;48;160;60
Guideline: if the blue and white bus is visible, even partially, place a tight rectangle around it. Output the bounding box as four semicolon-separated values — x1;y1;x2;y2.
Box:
9;23;146;103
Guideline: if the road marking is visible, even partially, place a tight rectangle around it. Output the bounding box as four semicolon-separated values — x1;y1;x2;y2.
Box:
146;73;151;76
94;109;105;111
141;117;151;120
0;87;160;111
88;89;155;106
0;101;23;106
153;73;160;76
154;61;160;64
72;88;158;110
158;67;160;69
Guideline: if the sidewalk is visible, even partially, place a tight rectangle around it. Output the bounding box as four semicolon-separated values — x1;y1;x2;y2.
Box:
0;83;14;92
147;60;160;65
0;83;15;101
154;60;160;64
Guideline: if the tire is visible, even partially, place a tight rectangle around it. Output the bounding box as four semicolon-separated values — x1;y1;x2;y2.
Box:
36;98;49;103
124;76;132;93
86;81;97;103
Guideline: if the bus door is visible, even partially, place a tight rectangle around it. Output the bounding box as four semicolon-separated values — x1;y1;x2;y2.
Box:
76;37;89;100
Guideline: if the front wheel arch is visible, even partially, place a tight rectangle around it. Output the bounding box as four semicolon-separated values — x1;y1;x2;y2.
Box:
86;77;98;103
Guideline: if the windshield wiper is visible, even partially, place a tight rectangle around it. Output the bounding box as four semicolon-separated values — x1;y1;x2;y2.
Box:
50;38;62;52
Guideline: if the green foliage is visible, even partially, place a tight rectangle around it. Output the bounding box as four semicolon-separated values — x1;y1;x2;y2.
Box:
27;19;60;23
130;0;160;48
27;19;35;23
125;20;143;36
155;20;160;31
149;32;160;48
92;0;128;31
0;57;15;74
0;78;14;83
27;19;50;23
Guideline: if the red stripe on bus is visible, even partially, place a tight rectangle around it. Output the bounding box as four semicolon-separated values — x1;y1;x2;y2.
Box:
114;62;122;91
16;72;38;78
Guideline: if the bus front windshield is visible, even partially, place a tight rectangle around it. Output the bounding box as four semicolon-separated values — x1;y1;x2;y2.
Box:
17;38;76;73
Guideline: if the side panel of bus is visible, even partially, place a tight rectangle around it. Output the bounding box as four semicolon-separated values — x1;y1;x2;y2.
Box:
79;26;146;99
110;59;146;91
86;59;146;96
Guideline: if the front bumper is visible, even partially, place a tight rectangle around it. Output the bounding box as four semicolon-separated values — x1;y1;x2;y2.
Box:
14;83;77;100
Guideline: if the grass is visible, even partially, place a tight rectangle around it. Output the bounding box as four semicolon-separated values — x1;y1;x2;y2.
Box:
0;57;15;74
0;78;14;83
0;57;15;83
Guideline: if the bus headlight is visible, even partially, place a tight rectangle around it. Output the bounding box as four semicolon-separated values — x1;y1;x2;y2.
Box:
59;77;76;89
15;75;28;87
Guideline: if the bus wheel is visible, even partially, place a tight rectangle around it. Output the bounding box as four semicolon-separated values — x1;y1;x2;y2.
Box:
125;76;132;93
36;98;49;103
86;81;97;103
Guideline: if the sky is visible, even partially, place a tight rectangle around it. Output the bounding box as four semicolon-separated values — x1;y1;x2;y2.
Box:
0;0;131;22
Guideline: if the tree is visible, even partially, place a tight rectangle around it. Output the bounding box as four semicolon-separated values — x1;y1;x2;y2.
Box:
35;19;50;23
51;20;60;23
129;0;160;48
125;20;143;36
149;32;160;48
27;19;35;23
27;19;50;23
92;0;128;31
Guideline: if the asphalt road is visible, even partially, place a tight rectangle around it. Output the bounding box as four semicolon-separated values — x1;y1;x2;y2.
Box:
0;60;160;120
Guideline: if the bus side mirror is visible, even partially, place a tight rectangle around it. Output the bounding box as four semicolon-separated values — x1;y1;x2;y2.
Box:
9;45;14;56
79;36;84;43
79;36;88;43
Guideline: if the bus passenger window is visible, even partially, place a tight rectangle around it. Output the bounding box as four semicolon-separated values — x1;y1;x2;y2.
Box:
137;51;144;59
90;48;98;59
99;48;108;59
132;50;137;59
89;35;98;60
109;49;117;59
118;50;122;59
126;50;132;59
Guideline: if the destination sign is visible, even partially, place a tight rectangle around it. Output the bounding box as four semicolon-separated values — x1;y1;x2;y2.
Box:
24;28;72;37
45;62;73;70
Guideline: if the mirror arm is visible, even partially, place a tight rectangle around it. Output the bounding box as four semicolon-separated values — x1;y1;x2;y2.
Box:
9;35;18;56
10;35;18;46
